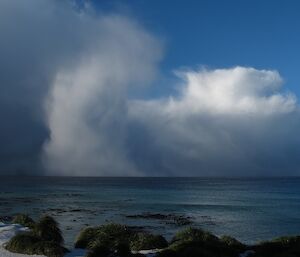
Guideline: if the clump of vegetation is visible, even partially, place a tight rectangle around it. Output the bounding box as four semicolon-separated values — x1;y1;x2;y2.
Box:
130;233;168;251
75;223;130;249
34;215;64;244
5;233;40;252
76;223;132;257
86;237;134;257
272;235;300;246
220;235;245;249
171;227;219;245
253;236;300;257
5;233;67;257
164;228;300;257
115;241;132;257
30;241;67;257
86;238;112;257
75;227;99;249
12;214;35;228
75;223;168;257
5;215;67;257
163;227;246;257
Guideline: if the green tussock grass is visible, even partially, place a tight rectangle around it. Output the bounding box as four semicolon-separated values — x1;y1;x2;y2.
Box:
5;215;67;257
171;227;219;245
164;228;246;257
5;233;67;257
75;223;168;257
253;236;300;257
34;215;64;244
12;214;35;228
130;233;168;251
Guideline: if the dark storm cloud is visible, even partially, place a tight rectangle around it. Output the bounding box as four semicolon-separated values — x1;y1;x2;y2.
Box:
0;0;162;175
0;0;83;173
0;0;119;173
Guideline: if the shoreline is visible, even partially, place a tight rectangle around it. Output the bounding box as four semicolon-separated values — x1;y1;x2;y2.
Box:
2;176;300;247
1;219;300;257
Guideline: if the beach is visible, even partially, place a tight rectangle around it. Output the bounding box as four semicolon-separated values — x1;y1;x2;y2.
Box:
0;223;45;257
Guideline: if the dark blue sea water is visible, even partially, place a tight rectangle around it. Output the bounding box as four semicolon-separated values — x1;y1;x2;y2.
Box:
1;177;300;247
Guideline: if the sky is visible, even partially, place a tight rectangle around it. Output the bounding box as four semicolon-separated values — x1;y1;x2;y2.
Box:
91;0;300;97
1;0;300;176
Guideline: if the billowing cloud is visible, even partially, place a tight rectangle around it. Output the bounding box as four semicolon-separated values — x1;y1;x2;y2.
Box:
43;15;161;176
171;67;295;115
0;0;162;175
1;0;300;176
128;67;300;176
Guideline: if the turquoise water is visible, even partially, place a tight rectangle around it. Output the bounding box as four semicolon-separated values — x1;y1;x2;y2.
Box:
1;177;300;247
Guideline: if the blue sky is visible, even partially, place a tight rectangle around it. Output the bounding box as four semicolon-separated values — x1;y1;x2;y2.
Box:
92;0;300;95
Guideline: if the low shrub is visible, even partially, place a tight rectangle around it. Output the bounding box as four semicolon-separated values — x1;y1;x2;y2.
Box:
5;233;40;253
75;223;169;257
5;232;67;257
86;238;112;257
12;214;35;228
75;223;131;249
115;241;131;256
220;235;245;250
168;228;246;257
29;241;68;257
75;227;99;248
130;233;168;251
253;236;300;257
172;227;219;244
6;215;66;257
220;235;243;246
34;215;64;244
272;235;300;246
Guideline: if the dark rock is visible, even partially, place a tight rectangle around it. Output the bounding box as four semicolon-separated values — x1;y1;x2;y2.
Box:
0;215;13;223
125;212;193;226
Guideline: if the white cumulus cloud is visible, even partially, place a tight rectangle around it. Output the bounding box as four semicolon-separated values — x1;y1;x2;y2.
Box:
129;67;300;176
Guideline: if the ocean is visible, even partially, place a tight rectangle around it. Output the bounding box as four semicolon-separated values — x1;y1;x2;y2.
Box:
1;177;300;247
